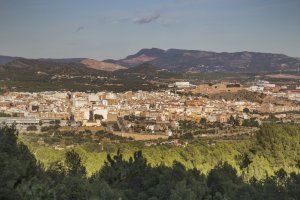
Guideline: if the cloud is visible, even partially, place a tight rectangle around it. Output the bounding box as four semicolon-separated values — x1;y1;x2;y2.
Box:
134;13;161;24
75;26;84;33
97;11;168;26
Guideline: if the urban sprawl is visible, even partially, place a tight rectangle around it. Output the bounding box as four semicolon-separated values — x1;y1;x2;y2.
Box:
1;80;300;138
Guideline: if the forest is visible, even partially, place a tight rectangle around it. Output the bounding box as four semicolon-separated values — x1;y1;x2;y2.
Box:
1;124;300;199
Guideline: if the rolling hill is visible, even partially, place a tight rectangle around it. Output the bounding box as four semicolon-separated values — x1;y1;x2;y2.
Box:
0;57;126;73
0;55;21;65
0;58;98;75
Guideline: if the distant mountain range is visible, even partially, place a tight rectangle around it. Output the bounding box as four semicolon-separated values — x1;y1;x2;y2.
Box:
1;48;299;73
105;48;300;73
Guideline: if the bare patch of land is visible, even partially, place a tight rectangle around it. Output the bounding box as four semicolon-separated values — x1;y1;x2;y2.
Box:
109;131;168;141
266;74;300;79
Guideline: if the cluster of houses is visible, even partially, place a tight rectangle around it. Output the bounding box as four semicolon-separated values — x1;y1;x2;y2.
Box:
0;80;299;135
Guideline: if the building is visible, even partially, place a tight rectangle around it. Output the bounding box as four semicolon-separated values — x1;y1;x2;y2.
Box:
0;117;40;126
175;82;191;88
287;90;300;101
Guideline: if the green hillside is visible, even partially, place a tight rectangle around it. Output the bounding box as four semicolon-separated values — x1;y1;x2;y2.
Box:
1;124;300;199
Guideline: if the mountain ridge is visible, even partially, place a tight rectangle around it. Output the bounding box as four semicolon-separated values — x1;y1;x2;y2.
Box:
105;48;300;73
1;48;300;73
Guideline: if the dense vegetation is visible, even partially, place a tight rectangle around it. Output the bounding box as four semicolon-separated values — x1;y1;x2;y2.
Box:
0;112;14;117
1;124;300;199
20;124;300;179
0;58;259;93
0;61;166;92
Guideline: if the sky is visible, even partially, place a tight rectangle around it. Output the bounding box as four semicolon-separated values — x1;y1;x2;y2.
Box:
0;0;299;60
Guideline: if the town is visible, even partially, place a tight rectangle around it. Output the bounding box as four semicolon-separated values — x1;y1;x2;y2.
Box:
1;80;299;140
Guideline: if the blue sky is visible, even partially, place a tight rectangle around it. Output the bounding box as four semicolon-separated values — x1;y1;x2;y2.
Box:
0;0;299;59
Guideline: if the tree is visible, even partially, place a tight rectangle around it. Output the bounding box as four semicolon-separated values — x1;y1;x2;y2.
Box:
0;126;40;199
90;179;120;200
1;125;300;199
0;112;12;117
16;177;55;200
61;176;89;200
65;150;86;177
242;118;259;127
26;125;37;132
94;114;104;121
200;117;207;125
54;119;61;125
170;180;197;200
228;115;239;126
238;153;252;169
243;108;250;113
207;162;244;200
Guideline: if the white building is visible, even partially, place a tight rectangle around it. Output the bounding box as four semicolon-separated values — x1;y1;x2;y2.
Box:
248;86;264;92
288;90;300;101
88;94;99;102
175;82;191;88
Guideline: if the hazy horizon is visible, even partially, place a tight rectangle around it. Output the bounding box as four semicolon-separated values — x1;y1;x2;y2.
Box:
1;0;299;60
1;47;300;61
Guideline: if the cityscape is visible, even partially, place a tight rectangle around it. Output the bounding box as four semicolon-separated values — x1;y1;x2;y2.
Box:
1;0;300;199
1;80;300;137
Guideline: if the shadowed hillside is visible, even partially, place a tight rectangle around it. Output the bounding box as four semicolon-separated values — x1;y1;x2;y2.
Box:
1;124;300;199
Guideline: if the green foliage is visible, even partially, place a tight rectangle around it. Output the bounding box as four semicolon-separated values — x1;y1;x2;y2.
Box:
41;125;60;132
228;115;239;126
65;150;87;177
1;125;300;199
0;112;13;117
16;177;56;200
50;119;61;125
242;118;259;127
207;162;245;199
94;114;103;120
200;117;207;125
0;126;39;199
243;107;250;113
26;125;37;131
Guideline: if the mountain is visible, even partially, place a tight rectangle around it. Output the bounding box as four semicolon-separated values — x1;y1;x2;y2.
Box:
106;48;300;72
0;56;126;72
116;63;159;74
2;48;299;73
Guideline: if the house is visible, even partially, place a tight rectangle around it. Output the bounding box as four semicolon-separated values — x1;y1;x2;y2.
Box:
218;114;229;123
175;82;191;88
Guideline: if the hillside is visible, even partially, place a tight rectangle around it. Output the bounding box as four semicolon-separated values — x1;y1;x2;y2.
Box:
0;58;164;92
106;48;300;73
117;63;158;74
81;58;127;71
1;58;100;75
2;124;299;199
0;56;126;72
0;55;21;65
